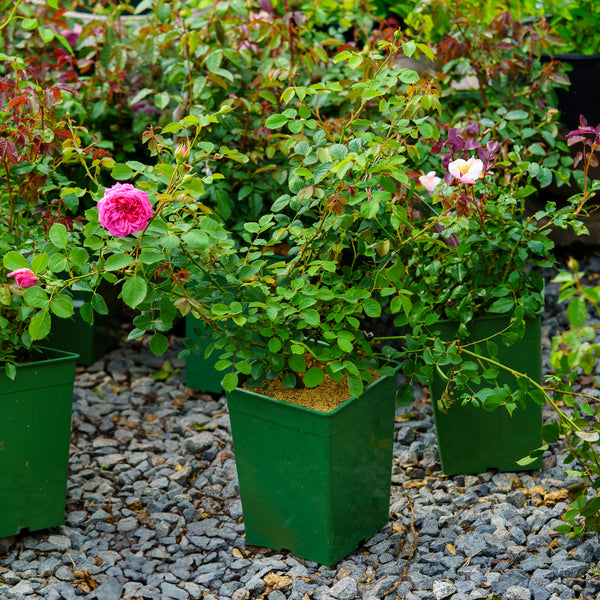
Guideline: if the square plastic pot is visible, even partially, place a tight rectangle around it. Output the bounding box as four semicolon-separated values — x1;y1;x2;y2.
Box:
226;373;397;565
0;347;78;538
430;314;543;475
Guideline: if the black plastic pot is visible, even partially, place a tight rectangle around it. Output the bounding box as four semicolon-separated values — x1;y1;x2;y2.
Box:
554;53;600;129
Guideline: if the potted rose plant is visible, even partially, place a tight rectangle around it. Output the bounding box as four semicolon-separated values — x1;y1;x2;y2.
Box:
60;34;439;564
373;118;587;475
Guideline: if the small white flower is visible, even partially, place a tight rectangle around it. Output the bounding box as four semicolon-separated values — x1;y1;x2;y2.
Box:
448;157;484;184
418;171;442;194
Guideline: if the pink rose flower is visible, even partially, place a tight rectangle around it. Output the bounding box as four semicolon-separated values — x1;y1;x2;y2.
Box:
418;171;442;194
98;183;153;237
448;157;484;185
8;268;38;288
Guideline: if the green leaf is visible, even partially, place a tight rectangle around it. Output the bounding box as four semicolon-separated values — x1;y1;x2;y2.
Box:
313;161;333;183
488;297;515;314
49;223;68;249
303;366;324;388
329;144;348;160
288;354;306;372
268;338;282;353
338;337;353;353
50;296;74;318
150;332;169;355
541;421;560;444
567;296;587;328
140;250;164;264
111;163;134;181
399;70;420;84
504;109;529;120
104;254;134;271
37;26;54;43
402;40;417;57
23;286;48;308
348;374;364;398
155;91;170;109
69;247;89;266
91;293;109;315
122;276;147;308
182;230;209;249
49;254;68;273
362;298;381;317
396;383;414;406
302;309;320;327
222;372;239;392
30;253;49;273
3;251;29;271
265;114;289;129
28;310;51;340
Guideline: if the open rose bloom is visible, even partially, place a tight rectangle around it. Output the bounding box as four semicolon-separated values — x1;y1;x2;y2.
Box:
7;268;38;288
448;157;484;185
98;183;153;237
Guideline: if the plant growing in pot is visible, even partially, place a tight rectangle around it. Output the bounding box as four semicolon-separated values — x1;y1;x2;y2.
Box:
375;122;587;475
0;239;93;538
68;35;440;563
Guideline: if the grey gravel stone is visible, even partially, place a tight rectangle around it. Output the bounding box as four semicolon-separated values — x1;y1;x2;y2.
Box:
432;580;457;599
329;576;358;600
89;577;123;600
551;560;589;578
183;431;216;454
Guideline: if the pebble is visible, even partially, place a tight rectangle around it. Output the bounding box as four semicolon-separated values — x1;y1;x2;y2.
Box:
1;259;600;599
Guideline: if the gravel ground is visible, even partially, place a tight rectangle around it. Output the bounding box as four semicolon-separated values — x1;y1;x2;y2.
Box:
2;253;600;600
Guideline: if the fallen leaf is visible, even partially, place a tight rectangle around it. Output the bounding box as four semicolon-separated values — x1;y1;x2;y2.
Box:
544;490;569;504
446;543;456;555
264;573;293;589
404;480;428;489
526;485;546;497
392;522;406;534
232;548;244;559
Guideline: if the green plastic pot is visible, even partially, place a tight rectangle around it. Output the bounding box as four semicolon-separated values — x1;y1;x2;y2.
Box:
226;372;397;565
184;314;223;394
430;314;543;475
0;347;78;538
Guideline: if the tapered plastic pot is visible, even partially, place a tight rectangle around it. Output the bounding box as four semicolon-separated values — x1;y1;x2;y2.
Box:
430;314;543;475
0;347;78;538
226;373;397;565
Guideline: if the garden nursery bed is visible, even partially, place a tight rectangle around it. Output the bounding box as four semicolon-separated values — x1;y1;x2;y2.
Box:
0;254;599;600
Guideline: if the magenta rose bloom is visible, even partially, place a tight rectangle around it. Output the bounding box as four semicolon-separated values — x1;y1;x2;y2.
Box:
8;268;39;288
97;183;153;237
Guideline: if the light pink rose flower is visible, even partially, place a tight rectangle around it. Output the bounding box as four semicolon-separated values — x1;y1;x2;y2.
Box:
8;268;38;288
448;157;484;185
98;183;153;237
418;171;442;194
